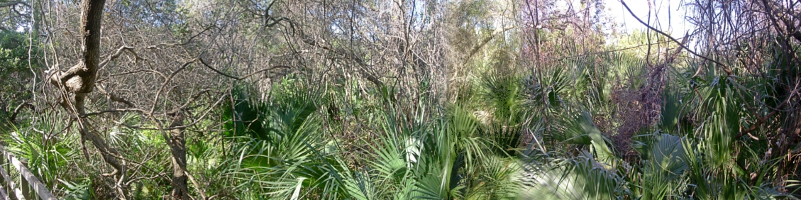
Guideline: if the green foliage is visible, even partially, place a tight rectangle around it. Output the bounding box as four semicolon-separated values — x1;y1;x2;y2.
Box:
0;30;34;69
639;133;689;199
60;179;92;200
481;71;523;122
5;1;800;199
204;40;799;199
215;77;529;199
2;118;78;188
0;30;40;118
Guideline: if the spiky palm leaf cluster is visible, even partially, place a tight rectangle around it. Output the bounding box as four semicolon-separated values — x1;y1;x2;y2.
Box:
3;31;800;200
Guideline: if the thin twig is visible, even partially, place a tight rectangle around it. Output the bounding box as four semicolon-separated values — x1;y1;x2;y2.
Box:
620;0;734;76
99;45;134;70
151;58;198;114
198;57;290;80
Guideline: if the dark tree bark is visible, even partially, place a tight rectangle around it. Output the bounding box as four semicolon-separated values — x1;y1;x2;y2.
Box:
47;0;126;186
50;0;105;96
168;111;189;200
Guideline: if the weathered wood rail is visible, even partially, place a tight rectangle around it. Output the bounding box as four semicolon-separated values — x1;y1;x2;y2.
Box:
0;144;57;200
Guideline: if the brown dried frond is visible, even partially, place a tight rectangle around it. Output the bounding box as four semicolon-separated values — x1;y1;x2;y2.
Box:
610;62;669;158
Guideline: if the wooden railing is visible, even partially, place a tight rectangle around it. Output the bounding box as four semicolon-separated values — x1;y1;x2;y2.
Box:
0;144;56;200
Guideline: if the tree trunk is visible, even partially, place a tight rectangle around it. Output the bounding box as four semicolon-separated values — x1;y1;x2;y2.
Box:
50;0;105;94
168;112;189;200
48;0;127;193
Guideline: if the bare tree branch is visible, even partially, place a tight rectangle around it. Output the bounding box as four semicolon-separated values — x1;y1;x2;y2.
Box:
8;102;34;123
99;45;134;69
620;0;734;76
198;58;290;81
95;84;135;107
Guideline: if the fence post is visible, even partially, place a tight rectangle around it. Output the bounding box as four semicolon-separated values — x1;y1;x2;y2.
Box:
20;171;30;200
0;152;8;200
0;144;56;200
0;150;25;200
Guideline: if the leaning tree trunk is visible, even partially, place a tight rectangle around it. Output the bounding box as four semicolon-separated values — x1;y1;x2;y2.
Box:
48;0;126;186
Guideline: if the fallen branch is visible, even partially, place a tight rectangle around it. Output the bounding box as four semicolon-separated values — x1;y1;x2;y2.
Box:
8;102;34;123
